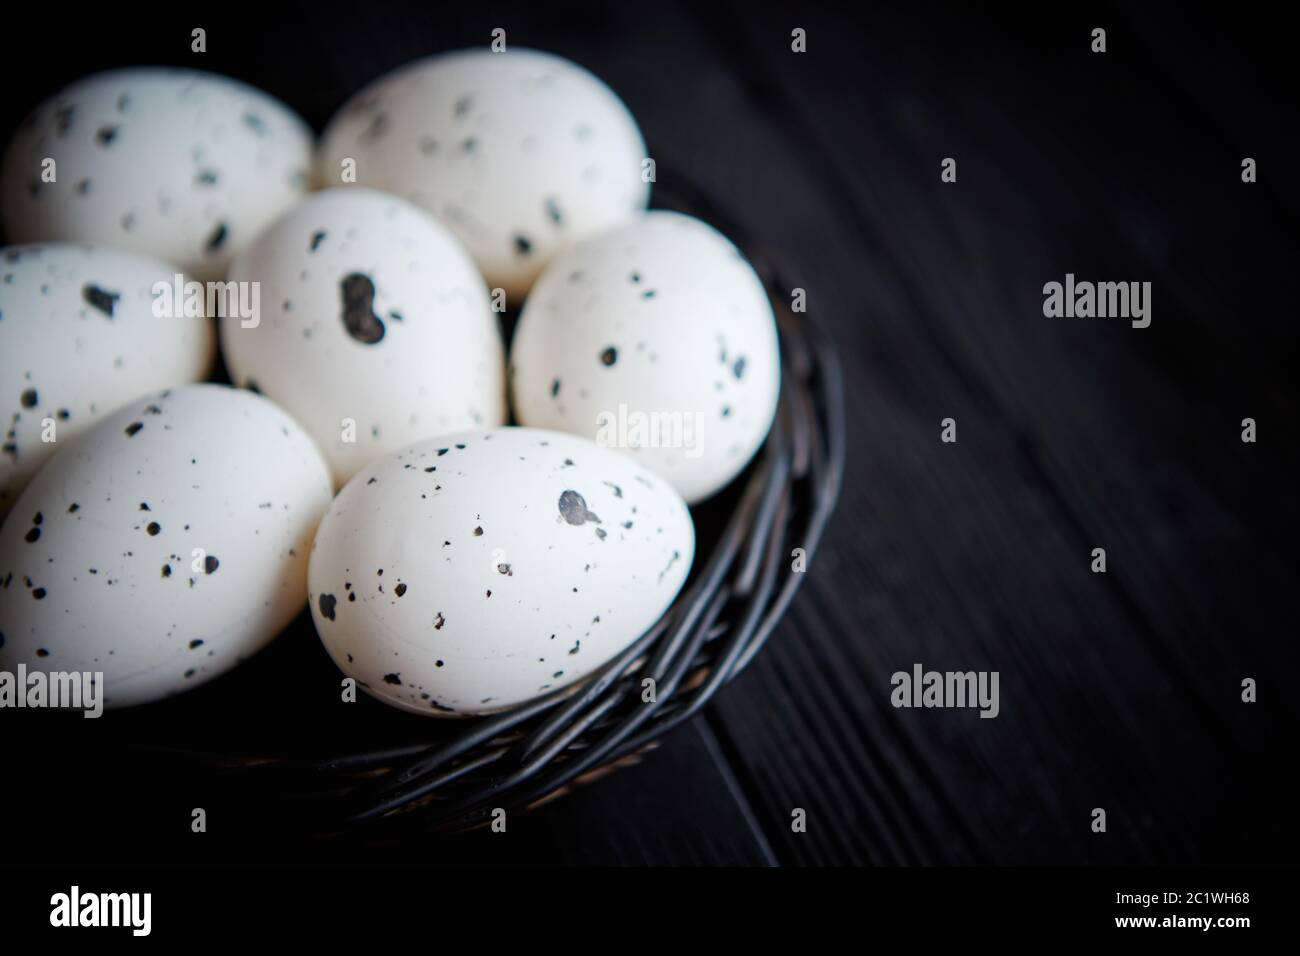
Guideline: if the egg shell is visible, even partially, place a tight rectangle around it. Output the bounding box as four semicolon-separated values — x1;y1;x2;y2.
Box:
510;211;781;504
2;68;313;280
0;384;332;708
0;242;215;516
222;187;507;487
308;426;694;716
317;48;649;301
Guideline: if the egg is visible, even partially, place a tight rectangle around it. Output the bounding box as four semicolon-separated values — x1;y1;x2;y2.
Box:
317;48;649;301
2;68;312;280
510;211;781;504
0;385;332;708
0;242;215;517
222;187;506;487
308;427;694;716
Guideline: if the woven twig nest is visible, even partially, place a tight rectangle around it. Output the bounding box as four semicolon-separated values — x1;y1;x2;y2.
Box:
133;177;845;838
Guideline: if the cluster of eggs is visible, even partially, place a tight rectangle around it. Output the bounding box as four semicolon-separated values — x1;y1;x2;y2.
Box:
0;50;779;716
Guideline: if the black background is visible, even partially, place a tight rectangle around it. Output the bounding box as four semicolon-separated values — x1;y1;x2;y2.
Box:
1;0;1297;869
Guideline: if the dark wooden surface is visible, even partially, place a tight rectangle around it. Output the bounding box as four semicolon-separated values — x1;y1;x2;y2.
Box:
1;1;1296;866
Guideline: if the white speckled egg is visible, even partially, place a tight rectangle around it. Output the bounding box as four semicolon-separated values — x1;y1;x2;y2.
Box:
2;68;313;280
0;242;215;516
0;385;332;708
510;211;780;504
308;427;694;716
317;49;649;301
222;187;506;487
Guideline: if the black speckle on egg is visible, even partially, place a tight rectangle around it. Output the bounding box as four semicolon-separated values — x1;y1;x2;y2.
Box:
395;583;407;597
146;522;161;536
364;113;389;140
20;388;37;408
124;422;143;437
96;125;118;146
190;639;204;649
559;490;601;526
339;273;385;344
600;347;617;367
161;564;172;578
36;647;49;657
32;588;47;600
83;284;120;317
310;230;326;252
319;593;337;620
205;222;228;253
24;527;40;543
514;235;533;256
204;555;220;574
383;673;401;685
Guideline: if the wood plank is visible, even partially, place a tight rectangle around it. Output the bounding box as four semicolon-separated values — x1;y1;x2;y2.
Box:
655;2;1296;864
1;674;776;866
